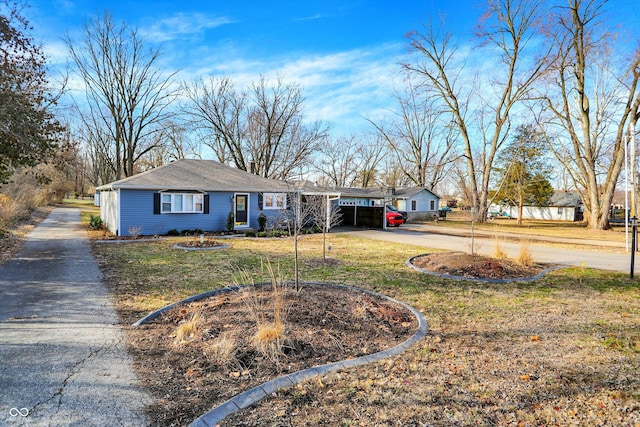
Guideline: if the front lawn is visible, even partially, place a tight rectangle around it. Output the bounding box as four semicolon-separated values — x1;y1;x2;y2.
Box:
92;233;640;426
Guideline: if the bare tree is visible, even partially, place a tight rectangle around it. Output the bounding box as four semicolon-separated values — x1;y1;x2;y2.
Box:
184;76;329;180
76;115;115;186
183;77;246;168
315;135;386;188
537;0;640;229
66;11;177;180
367;75;457;191
315;136;362;187
406;0;550;222
137;119;202;170
378;156;412;188
305;194;342;261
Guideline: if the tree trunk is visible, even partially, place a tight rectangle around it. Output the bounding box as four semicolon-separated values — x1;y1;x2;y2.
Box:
517;192;524;226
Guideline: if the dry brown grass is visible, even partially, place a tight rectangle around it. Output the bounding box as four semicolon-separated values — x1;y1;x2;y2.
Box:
0;194;26;230
517;242;535;266
203;332;237;366
434;210;626;243
173;311;202;345
238;261;288;363
492;237;508;259
93;233;639;426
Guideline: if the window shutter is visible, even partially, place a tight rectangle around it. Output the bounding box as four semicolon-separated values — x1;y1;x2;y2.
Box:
286;193;292;210
153;193;161;214
203;194;210;214
258;193;263;210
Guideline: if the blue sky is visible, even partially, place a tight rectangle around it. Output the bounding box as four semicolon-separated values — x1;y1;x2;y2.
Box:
22;0;640;137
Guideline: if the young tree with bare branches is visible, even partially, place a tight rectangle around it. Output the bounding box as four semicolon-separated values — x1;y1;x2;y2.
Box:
305;194;342;261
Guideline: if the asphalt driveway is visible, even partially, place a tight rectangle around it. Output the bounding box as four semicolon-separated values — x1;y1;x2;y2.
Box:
343;224;637;274
0;207;150;426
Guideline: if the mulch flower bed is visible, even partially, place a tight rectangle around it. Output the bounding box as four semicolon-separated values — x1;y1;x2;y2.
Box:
127;284;418;426
410;252;546;280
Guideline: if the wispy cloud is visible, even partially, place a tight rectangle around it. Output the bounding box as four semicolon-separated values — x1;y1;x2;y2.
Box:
174;43;409;135
143;12;235;43
294;14;327;22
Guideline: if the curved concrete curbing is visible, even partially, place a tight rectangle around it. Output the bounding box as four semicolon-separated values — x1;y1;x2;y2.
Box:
407;253;566;284
172;242;231;251
132;282;428;427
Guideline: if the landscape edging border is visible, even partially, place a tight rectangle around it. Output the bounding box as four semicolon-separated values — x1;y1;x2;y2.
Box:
131;282;428;427
172;242;231;251
406;252;566;283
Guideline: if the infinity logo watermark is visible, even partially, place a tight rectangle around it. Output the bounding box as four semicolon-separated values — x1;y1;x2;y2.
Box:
9;407;29;417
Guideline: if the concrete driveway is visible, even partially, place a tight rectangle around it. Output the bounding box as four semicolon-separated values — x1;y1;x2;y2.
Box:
0;207;150;426
342;224;637;274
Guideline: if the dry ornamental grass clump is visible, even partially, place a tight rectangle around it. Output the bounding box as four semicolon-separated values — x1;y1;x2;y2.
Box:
518;242;534;266
203;332;237;366
173;310;202;345
238;261;289;364
493;237;508;259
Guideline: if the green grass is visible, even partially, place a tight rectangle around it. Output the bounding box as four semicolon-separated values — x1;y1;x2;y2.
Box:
93;233;640;426
93;233;638;332
61;198;100;226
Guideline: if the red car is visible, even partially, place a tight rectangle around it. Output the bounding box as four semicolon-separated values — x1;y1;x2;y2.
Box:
386;211;404;227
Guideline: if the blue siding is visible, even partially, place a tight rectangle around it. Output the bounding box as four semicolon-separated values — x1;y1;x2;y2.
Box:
117;190;289;236
249;193;287;229
402;190;440;221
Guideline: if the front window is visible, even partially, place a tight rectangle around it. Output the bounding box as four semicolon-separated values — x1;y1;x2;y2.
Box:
430;200;435;210
411;200;417;211
161;193;204;213
263;193;287;210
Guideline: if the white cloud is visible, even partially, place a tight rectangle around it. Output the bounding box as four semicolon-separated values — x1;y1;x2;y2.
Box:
142;12;235;43
293;14;327;22
173;43;409;136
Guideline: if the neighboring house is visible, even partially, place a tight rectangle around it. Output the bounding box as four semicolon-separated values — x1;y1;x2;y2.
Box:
95;159;295;236
493;191;584;221
391;187;441;221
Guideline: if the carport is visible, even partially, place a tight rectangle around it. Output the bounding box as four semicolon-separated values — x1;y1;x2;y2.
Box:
333;187;389;229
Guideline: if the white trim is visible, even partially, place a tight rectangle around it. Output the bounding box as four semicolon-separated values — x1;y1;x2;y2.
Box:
116;189;121;237
234;192;250;228
263;192;287;210
160;192;204;213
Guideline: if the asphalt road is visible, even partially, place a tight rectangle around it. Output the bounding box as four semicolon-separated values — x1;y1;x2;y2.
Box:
344;224;637;274
0;208;150;426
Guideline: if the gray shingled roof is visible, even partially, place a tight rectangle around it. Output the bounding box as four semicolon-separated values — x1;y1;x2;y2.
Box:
548;191;582;207
394;187;440;199
95;159;292;192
